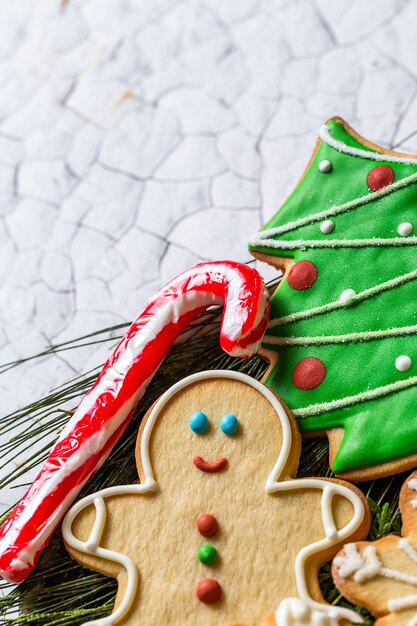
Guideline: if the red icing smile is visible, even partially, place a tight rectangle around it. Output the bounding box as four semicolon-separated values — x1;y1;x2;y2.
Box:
193;456;228;473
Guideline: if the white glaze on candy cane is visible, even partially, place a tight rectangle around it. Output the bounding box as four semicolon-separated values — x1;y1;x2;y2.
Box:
0;261;269;584
63;370;366;626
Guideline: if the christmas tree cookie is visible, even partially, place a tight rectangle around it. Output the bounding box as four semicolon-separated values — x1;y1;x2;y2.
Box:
63;370;369;626
249;117;417;481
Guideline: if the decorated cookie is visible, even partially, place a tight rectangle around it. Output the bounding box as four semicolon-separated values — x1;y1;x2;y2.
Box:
63;370;369;626
248;116;417;481
333;470;417;626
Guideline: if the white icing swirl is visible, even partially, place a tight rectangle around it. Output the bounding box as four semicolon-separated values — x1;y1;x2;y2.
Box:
275;598;338;626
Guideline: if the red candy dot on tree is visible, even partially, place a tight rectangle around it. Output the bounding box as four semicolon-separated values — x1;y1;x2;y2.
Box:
287;261;318;291
292;357;326;390
196;578;222;604
367;165;395;191
197;514;218;538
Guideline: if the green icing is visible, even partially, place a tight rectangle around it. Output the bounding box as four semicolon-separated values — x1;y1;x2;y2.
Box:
249;119;417;473
198;544;218;565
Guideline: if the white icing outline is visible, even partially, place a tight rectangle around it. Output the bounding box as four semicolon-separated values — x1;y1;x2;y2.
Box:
249;235;417;250
264;324;417;347
398;538;417;565
63;370;366;626
389;594;417;612
293;376;417;419
391;515;417;624
335;542;417;586
319;123;417;165
275;597;338;626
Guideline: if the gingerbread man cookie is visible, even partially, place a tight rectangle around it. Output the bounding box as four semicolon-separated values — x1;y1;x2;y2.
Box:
63;370;369;626
333;470;417;626
249;116;417;481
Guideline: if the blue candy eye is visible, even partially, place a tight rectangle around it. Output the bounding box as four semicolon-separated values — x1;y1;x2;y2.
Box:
190;411;208;434
220;414;239;435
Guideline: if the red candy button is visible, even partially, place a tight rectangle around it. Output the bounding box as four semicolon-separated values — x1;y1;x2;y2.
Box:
367;165;395;191
197;514;218;538
287;261;318;291
196;578;222;604
292;357;326;390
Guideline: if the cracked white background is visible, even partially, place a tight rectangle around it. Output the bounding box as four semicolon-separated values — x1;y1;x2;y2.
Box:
2;0;417;515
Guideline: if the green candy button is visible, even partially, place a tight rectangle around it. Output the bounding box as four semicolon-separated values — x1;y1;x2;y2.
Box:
198;544;218;565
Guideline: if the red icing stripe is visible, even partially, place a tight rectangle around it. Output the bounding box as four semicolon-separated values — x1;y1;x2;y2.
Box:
0;261;269;582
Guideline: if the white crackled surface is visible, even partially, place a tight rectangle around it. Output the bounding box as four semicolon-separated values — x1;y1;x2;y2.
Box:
1;0;417;515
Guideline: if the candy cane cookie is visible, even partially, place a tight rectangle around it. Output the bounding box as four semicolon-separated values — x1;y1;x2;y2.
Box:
0;260;269;583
